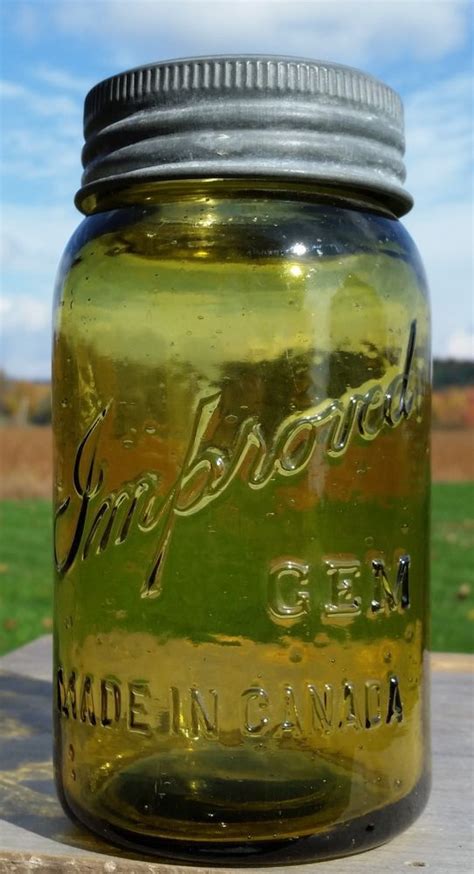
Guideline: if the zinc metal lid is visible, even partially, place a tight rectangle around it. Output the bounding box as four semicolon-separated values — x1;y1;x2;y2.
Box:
78;54;412;215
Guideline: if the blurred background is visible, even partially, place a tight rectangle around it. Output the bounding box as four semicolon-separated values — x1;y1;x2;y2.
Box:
0;0;473;655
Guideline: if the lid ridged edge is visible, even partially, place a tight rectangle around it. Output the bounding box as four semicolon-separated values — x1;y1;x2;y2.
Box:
85;56;403;135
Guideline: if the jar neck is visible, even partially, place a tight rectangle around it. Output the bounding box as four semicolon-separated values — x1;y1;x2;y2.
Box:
77;178;398;220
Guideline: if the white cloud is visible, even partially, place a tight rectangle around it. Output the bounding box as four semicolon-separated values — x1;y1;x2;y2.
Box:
0;294;50;332
0;80;30;99
12;3;41;43
1;78;79;117
0;204;78;275
0;326;51;380
446;330;474;360
34;65;94;94
0;205;78;379
53;0;469;67
1;127;79;185
405;199;473;358
1;73;83;196
404;72;473;207
402;69;473;359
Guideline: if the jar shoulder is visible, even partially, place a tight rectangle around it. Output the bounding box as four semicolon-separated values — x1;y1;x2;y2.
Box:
54;197;429;309
60;197;427;261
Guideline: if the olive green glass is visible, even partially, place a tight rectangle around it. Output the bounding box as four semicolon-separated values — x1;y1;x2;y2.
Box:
53;180;430;863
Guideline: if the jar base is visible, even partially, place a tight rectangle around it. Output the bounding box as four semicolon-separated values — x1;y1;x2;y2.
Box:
57;770;430;866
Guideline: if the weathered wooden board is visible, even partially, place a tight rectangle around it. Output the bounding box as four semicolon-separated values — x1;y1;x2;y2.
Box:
0;637;472;873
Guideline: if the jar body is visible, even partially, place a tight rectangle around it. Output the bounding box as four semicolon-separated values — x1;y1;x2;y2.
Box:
52;181;431;863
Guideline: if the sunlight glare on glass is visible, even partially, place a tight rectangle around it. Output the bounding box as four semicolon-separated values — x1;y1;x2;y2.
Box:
291;243;307;256
288;264;304;278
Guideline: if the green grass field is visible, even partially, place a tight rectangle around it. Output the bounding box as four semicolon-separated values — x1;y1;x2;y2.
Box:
0;484;472;655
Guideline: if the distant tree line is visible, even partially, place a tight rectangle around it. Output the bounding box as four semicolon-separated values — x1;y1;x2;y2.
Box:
0;371;51;425
0;359;473;427
433;359;474;389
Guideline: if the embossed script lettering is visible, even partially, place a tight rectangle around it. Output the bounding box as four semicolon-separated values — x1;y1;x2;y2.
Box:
55;322;420;596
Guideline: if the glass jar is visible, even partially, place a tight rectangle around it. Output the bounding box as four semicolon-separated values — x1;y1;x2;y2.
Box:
53;57;431;864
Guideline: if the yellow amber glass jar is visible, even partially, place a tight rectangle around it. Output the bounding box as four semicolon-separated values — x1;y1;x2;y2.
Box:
53;57;430;863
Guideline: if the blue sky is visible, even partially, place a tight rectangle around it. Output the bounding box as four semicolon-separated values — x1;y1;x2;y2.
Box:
1;0;473;378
